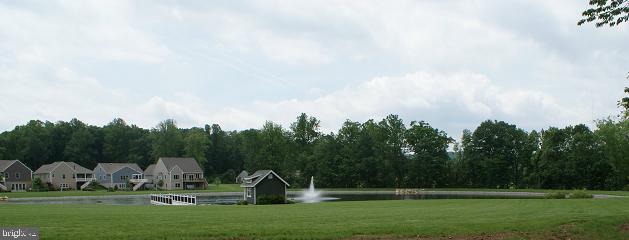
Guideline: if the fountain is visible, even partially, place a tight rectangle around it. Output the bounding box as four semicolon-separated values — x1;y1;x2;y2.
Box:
294;176;338;203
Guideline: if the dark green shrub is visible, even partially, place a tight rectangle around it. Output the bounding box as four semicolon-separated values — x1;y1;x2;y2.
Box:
31;178;48;192
544;192;567;199
623;184;629;191
569;191;593;199
237;200;248;205
256;195;286;205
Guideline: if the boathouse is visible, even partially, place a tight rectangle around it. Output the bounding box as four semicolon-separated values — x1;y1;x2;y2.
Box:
240;170;289;204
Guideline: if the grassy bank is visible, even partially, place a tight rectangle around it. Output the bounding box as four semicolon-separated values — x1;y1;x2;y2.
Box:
0;184;242;198
0;198;628;239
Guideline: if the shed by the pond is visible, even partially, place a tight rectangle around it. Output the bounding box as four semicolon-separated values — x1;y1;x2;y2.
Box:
240;170;289;204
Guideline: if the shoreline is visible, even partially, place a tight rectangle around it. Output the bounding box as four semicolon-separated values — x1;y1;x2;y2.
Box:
7;190;624;201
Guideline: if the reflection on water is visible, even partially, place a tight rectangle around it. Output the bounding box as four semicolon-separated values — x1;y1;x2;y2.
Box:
4;192;542;205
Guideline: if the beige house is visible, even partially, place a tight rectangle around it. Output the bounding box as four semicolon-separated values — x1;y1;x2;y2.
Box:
34;162;94;190
145;157;207;190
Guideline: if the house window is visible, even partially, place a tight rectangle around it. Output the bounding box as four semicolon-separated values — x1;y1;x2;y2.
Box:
175;183;181;188
246;188;252;197
59;183;69;189
62;174;66;179
268;174;273;179
4;172;8;179
15;172;20;179
121;175;129;180
173;175;179;180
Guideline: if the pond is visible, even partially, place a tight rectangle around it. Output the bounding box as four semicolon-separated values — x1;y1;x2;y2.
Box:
2;191;545;205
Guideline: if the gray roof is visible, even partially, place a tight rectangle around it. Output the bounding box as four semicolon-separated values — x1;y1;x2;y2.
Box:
34;162;93;174
96;163;142;174
144;164;156;175
159;157;203;173
237;170;248;178
240;170;289;187
0;160;17;171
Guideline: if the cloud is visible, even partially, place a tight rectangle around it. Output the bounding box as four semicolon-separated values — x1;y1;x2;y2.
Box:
0;0;626;138
122;71;588;137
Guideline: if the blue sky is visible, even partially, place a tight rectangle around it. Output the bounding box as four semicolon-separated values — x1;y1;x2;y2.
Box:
0;0;627;138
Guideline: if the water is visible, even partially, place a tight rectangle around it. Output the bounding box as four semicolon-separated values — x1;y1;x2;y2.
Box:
3;192;542;205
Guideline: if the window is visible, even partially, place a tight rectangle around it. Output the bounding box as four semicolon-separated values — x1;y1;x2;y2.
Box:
188;175;193;180
62;174;66;179
15;172;20;179
120;175;129;180
246;188;252;197
59;183;69;189
173;175;179;180
4;172;8;179
268;174;273;179
175;183;181;188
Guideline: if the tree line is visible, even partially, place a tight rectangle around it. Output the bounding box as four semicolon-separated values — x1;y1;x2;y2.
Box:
0;114;627;190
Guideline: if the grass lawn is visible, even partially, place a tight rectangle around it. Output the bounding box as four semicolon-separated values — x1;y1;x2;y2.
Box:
0;184;242;198
0;198;628;239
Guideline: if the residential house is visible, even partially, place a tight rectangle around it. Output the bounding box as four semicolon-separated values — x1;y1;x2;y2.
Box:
93;163;143;189
33;162;93;190
240;170;289;204
0;160;33;191
147;157;207;190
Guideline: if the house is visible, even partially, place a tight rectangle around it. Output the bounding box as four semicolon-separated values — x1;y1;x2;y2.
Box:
235;170;248;183
0;160;33;191
146;157;207;190
33;162;93;190
240;170;290;204
93;163;143;189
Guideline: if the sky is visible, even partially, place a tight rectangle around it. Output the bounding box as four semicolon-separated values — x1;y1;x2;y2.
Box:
0;0;627;138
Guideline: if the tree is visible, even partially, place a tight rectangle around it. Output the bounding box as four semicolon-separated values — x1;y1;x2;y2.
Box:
595;118;629;188
463;120;532;188
578;0;629;27
290;113;321;186
404;121;452;188
64;126;99;169
535;125;613;189
620;74;629;120
184;128;210;170
151;119;184;158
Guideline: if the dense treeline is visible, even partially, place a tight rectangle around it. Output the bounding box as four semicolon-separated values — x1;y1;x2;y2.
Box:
0;114;627;190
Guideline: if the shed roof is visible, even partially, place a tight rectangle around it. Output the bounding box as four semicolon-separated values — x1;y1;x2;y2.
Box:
240;170;289;187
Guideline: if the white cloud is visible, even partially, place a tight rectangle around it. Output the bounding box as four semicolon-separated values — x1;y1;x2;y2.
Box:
0;0;626;137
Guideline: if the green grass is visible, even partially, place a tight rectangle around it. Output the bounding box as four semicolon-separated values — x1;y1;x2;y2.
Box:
0;184;242;198
322;187;629;196
0;198;628;239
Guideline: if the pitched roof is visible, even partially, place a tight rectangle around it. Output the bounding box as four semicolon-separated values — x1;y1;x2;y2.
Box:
240;170;290;187
96;163;142;174
144;164;156;175
0;160;17;171
159;157;203;173
237;170;248;178
34;162;93;174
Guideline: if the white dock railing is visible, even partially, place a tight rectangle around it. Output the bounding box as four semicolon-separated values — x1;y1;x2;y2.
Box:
150;193;197;206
